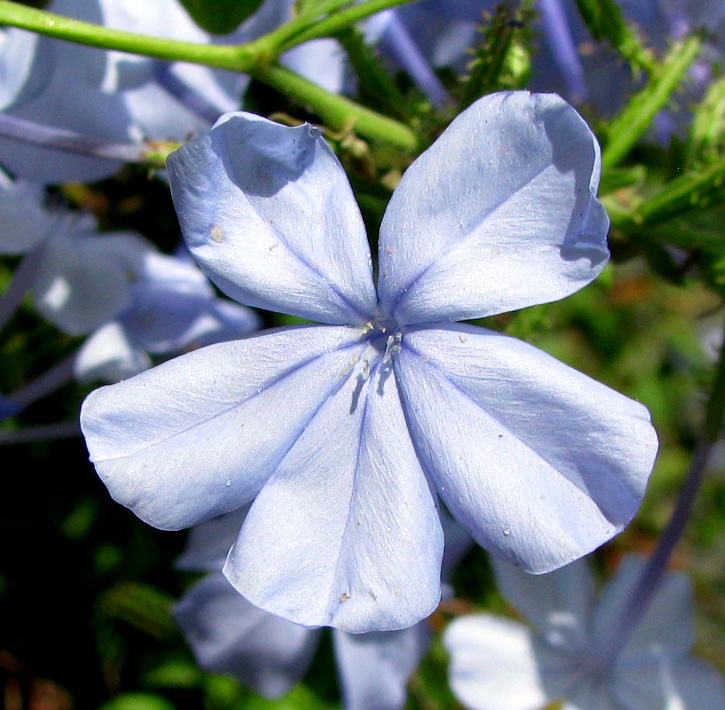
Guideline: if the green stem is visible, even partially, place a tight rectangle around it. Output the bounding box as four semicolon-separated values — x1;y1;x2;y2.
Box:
0;0;417;149
0;0;253;70
252;63;417;150
705;322;725;441
608;155;725;230
259;0;357;52
274;0;417;52
602;34;702;170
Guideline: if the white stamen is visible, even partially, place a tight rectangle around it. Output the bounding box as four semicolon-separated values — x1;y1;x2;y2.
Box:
382;331;402;364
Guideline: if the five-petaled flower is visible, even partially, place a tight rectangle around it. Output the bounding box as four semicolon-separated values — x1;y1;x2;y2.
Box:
444;555;725;710
80;91;658;633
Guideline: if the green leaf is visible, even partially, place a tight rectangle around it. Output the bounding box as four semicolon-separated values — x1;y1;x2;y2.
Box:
687;76;725;168
599;165;647;195
625;156;725;227
143;659;204;689
574;0;628;44
99;581;177;639
602;34;702;170
98;694;176;710
574;0;655;72
178;0;264;34
244;684;335;710
702;252;725;301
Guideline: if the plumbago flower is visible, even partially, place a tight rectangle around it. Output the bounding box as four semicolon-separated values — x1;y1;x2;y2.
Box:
81;91;659;633
444;555;725;710
0;174;151;336
0;0;347;185
172;507;471;707
0;0;237;183
74;248;261;384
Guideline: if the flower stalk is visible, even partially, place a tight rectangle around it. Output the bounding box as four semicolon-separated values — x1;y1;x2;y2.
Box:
0;250;42;333
596;314;725;669
5;350;78;412
0;0;418;150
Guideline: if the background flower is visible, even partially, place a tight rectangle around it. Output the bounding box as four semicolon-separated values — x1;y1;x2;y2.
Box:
444;555;725;710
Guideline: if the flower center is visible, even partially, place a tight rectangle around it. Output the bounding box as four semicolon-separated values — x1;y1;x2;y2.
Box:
361;319;403;364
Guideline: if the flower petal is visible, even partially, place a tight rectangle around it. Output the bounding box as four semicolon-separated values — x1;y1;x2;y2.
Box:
563;684;619;710
394;324;657;573
377;91;609;325
224;361;443;632
74;321;151;384
592;555;694;661
444;614;578;710
33;228;152;335
174;572;318;698
440;506;473;591
0;180;55;255
332;623;430;710
175;508;248;573
611;656;725;710
167;112;378;325
491;556;594;653
81;325;366;530
0;21;131;184
282;38;347;95
118;253;260;354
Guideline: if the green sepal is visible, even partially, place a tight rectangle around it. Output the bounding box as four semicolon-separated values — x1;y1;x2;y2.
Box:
457;2;533;111
333;25;412;120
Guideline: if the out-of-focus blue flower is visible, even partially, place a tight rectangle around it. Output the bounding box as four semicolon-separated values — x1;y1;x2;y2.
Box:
0;394;21;420
0;175;152;335
366;0;594;108
75;248;260;383
0;0;345;184
444;555;725;710
368;0;711;117
173;507;470;708
365;1;480;108
0;173;257;420
690;0;725;44
81;92;658;633
0;0;236;183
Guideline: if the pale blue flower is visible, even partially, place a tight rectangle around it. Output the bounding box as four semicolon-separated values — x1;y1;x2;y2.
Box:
173;507;469;707
0;0;346;184
367;1;701;116
81;91;658;633
74;248;261;383
444;555;725;710
0;175;152;335
0;0;237;183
